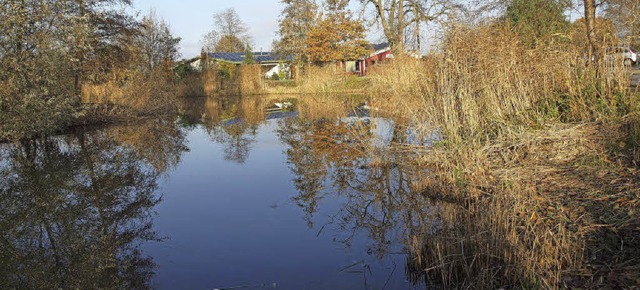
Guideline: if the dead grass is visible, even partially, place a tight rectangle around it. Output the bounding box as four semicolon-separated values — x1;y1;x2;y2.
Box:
369;24;630;145
365;23;639;288
177;62;370;97
80;69;177;122
260;65;340;95
175;73;208;97
237;64;264;95
403;121;640;288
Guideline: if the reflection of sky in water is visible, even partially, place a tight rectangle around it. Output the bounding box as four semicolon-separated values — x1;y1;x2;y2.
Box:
0;100;433;289
146;118;420;290
341;116;439;149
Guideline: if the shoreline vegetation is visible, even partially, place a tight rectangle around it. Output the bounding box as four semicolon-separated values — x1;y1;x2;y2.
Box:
2;0;640;289
170;24;639;288
0;1;181;142
174;63;371;98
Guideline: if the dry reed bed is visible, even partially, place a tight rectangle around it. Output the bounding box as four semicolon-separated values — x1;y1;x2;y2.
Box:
368;23;639;288
177;64;264;97
404;122;639;288
80;69;177;122
296;93;359;120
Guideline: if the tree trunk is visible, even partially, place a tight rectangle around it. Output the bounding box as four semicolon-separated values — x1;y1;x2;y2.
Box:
396;0;405;53
74;0;87;96
584;0;597;63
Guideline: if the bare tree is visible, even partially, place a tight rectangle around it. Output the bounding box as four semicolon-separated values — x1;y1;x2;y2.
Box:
604;0;640;46
201;8;252;53
356;0;460;52
584;0;598;60
201;31;220;52
139;10;181;70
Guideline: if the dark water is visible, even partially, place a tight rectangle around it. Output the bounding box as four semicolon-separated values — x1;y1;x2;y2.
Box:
0;96;441;289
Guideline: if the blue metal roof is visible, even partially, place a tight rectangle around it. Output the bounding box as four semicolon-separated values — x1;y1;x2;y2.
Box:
208;52;291;64
371;42;390;51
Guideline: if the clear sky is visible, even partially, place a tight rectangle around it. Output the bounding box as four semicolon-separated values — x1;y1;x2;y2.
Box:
131;0;283;59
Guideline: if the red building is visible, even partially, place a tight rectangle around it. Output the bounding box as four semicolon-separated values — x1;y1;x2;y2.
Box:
341;43;393;76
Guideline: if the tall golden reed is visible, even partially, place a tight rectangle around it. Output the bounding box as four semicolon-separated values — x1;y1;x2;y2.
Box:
367;23;635;288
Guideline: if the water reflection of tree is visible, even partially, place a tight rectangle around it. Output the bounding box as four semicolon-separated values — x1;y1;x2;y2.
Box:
181;96;263;164
278;116;448;286
277;118;330;227
207;122;256;164
0;120;187;289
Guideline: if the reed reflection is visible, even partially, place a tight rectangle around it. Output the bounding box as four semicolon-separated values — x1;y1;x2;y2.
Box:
180;96;267;164
277;114;490;287
0;119;187;289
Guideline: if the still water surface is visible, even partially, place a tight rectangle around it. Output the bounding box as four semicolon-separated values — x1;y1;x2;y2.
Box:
0;96;438;289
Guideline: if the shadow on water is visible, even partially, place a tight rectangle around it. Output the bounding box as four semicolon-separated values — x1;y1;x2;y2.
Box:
0;119;188;289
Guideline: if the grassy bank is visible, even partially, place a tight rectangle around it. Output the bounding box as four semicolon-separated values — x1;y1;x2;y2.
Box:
176;63;369;97
367;24;639;288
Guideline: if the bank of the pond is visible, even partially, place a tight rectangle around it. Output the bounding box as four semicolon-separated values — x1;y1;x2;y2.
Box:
358;25;640;288
176;64;371;98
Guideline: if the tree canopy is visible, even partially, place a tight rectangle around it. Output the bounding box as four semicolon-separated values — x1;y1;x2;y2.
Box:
273;0;320;64
305;3;370;63
503;0;569;46
139;10;182;70
355;0;460;51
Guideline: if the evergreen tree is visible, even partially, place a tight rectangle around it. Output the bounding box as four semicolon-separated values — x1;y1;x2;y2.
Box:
504;0;569;46
244;45;256;64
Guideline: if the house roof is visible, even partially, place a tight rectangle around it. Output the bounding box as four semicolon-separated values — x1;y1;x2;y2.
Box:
370;42;390;52
208;52;291;64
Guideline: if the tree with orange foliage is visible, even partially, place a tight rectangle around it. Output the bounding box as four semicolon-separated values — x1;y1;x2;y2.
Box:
305;3;370;64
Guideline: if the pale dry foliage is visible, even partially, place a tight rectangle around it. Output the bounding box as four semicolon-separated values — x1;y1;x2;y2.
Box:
369;24;630;144
368;23;639;288
176;68;224;97
81;69;176;120
237;64;264;95
175;73;208;97
297;94;352;120
178;64;265;97
202;69;222;96
264;65;351;95
404;121;640;288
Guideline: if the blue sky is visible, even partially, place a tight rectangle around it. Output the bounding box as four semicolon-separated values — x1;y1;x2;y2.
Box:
131;0;283;58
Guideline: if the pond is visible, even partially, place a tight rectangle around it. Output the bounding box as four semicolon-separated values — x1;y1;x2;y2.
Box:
0;95;446;290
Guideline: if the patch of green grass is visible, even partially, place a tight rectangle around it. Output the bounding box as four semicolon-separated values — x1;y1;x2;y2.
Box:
343;76;370;89
268;80;298;87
